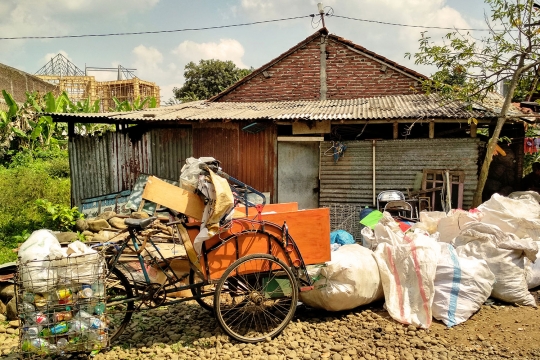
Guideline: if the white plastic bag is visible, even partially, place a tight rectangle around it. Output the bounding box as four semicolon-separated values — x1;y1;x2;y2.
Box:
373;232;439;328
300;244;383;311
479;193;540;240
453;222;538;307
63;241;104;283
18;230;66;293
179;157;217;192
432;243;495;327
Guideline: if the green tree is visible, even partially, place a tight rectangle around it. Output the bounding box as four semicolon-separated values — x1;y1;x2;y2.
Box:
407;0;540;206
173;59;252;102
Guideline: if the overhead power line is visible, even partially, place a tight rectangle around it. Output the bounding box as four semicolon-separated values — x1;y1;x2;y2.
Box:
0;15;310;40
0;13;502;41
331;14;497;32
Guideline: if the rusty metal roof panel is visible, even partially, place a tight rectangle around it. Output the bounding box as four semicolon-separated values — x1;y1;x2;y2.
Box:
49;93;529;123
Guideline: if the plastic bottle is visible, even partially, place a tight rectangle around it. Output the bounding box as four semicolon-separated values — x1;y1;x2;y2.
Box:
22;302;35;313
94;302;106;315
78;288;93;299
57;338;68;349
24;326;40;337
23;292;35;303
74;309;104;330
50;321;69;335
91;282;105;297
68;319;88;333
30;338;50;354
30;312;49;326
56;288;73;305
54;311;73;322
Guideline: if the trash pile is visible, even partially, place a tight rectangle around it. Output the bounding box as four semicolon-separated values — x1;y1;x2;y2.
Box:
17;230;107;357
301;191;540;329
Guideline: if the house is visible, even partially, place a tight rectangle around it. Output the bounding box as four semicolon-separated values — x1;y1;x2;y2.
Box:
0;62;57;108
48;29;530;227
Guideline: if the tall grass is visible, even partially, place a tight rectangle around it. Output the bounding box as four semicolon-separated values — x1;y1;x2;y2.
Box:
0;150;70;263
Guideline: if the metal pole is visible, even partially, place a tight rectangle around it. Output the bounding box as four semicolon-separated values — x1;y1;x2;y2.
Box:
372;140;376;207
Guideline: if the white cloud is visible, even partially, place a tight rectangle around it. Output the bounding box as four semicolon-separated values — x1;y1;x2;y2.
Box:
41;50;72;65
130;45;182;103
172;39;248;69
0;0;159;40
237;0;482;76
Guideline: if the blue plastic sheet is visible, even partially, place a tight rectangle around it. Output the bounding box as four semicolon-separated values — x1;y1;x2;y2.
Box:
330;230;355;245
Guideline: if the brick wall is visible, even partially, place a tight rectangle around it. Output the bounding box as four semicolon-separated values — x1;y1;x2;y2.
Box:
216;35;420;102
325;39;419;99
218;39;321;102
0;64;57;103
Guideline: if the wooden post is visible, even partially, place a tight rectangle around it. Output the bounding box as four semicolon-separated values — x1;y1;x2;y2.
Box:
470;122;477;138
393;122;398;139
429;122;435;139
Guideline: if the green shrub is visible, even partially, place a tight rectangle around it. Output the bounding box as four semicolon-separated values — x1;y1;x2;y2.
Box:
0;153;72;263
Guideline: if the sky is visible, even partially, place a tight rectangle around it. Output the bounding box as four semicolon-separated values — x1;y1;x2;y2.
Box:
0;0;492;104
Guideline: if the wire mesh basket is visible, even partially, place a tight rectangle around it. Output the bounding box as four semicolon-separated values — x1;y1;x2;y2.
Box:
16;252;108;358
324;204;364;243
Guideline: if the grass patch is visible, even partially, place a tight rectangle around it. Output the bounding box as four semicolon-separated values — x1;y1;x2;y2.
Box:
0;150;71;264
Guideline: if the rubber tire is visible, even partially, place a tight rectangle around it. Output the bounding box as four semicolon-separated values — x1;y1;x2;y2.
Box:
189;268;214;313
213;253;298;343
106;266;135;344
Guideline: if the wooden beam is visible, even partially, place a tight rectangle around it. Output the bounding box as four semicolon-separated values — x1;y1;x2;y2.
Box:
429;122;435;139
277;136;324;142
393;122;398;139
470;122;477;138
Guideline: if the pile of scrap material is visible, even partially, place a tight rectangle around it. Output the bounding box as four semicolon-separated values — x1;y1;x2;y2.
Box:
302;191;540;329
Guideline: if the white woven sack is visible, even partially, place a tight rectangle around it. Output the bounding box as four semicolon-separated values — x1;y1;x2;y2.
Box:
374;232;439;328
300;244;383;311
453;222;538;307
432;243;495;327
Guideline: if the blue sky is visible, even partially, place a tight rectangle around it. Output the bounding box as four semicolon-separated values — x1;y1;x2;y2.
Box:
0;0;492;103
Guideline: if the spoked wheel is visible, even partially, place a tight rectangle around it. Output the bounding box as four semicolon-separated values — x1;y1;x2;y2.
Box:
106;267;135;344
214;254;298;343
189;268;215;313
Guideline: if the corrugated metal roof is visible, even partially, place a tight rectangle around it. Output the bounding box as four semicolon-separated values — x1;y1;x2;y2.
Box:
49;93;531;123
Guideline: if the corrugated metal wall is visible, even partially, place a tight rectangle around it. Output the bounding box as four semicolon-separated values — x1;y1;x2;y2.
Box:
193;122;276;201
70;126;192;207
320;138;482;209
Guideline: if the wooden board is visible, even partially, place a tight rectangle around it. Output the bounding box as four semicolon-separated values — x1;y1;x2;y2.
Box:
141;176;205;220
232;202;299;218
185;207;331;281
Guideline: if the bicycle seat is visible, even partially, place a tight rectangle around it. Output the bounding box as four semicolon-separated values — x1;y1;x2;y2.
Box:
125;217;156;229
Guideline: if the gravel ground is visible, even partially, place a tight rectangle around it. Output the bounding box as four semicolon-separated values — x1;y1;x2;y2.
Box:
4;294;540;360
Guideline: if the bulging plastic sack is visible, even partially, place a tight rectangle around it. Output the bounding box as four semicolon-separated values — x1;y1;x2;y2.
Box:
524;241;540;289
437;210;479;243
300;244;383;311
479;193;540;241
373;231;439;329
453;222;538;307
63;241;104;283
18;230;66;293
413;211;447;235
179;157;218;192
432;243;495;327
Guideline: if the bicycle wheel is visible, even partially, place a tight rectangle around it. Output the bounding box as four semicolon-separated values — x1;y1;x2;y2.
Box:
214;254;298;343
189;269;214;313
106;266;135;344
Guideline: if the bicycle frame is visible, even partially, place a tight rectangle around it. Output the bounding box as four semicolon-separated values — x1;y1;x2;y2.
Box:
105;227;213;308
